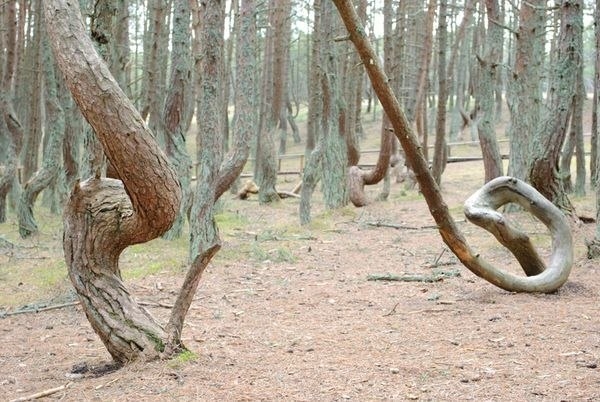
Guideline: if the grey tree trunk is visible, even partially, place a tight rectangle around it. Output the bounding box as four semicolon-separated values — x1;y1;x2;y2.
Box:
528;0;582;213
18;39;65;238
431;0;448;185
161;0;193;240
166;0;254;351
507;0;545;180
586;0;600;258
320;0;348;210
475;0;503;183
299;0;324;225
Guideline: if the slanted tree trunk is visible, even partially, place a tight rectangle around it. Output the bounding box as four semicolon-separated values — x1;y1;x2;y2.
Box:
333;0;573;294
44;0;182;363
165;0;254;352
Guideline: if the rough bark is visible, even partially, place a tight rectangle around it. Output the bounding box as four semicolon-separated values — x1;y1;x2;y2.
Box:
507;0;545;180
320;0;348;210
44;0;181;363
332;0;573;293
586;0;600;258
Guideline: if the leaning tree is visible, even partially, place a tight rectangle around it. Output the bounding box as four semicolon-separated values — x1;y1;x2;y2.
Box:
332;0;574;293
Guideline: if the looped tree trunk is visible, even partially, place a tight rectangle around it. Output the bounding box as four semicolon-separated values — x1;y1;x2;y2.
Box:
464;176;573;292
332;0;574;293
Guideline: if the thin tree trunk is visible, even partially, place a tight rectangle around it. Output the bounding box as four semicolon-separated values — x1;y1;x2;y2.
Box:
431;0;448;185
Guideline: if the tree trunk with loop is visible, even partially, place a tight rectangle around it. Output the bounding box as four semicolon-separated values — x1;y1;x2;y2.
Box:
332;0;573;293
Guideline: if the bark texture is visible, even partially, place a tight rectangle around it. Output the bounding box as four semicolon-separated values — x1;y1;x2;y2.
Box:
44;0;181;363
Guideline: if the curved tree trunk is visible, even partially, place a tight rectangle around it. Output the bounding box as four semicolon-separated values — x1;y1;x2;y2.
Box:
348;125;393;207
333;0;573;293
44;0;182;363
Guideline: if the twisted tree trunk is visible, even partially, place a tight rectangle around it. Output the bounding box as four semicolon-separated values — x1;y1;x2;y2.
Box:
44;0;181;363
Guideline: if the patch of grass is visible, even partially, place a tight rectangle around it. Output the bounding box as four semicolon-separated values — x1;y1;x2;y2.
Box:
215;209;250;231
250;242;297;263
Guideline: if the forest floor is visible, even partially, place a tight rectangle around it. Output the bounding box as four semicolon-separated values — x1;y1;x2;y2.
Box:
2;156;600;401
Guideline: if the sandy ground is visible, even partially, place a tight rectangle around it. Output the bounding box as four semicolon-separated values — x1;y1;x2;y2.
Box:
1;160;600;401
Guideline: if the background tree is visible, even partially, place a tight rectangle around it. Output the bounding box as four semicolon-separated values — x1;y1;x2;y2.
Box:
507;0;545;181
161;0;194;240
528;0;583;213
299;0;325;225
474;0;504;183
255;0;292;204
0;0;24;224
587;0;600;258
17;38;65;238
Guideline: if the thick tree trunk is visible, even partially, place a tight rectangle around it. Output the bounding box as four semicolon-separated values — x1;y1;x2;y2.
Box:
320;1;348;210
44;0;181;363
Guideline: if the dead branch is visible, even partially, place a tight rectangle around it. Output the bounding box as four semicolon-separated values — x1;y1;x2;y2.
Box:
1;301;80;318
367;270;460;283
9;382;72;402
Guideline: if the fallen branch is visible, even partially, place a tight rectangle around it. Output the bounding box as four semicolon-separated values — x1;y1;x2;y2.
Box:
366;221;439;230
9;382;72;402
1;301;80;318
367;270;460;283
1;298;179;318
